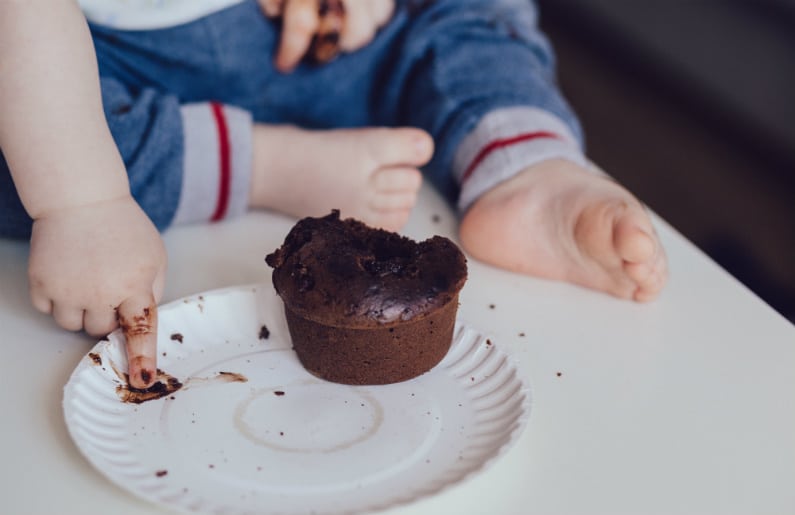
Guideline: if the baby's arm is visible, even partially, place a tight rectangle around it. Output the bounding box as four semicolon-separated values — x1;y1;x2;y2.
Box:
0;0;165;388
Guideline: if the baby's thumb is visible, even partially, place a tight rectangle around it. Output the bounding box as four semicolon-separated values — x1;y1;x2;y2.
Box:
117;292;158;389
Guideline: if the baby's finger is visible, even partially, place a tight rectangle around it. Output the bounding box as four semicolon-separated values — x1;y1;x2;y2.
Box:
30;287;53;315
83;307;118;338
52;303;84;332
275;0;320;72
369;0;395;27
339;1;375;52
117;293;158;389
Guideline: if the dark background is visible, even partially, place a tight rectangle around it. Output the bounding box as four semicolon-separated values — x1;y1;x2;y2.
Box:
537;0;795;322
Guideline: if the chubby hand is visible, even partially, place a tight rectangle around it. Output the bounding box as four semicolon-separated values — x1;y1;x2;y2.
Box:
259;0;394;71
28;196;167;389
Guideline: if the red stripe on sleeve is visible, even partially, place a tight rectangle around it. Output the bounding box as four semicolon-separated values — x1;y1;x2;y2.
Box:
209;102;231;222
460;131;561;184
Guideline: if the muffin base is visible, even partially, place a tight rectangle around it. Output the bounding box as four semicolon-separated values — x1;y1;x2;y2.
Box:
283;295;459;385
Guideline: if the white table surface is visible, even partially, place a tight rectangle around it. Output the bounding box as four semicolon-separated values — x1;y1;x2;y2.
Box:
1;183;793;515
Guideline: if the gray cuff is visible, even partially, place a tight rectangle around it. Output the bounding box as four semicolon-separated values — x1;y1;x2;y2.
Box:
172;103;252;225
454;106;587;213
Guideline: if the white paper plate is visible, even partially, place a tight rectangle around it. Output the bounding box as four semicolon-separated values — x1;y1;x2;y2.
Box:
64;285;531;515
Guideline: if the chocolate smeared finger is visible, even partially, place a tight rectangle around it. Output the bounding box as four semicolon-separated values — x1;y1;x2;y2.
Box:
311;0;345;63
117;305;154;337
117;294;159;389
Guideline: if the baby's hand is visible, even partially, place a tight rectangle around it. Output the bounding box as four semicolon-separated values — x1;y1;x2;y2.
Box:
28;196;166;389
259;0;394;71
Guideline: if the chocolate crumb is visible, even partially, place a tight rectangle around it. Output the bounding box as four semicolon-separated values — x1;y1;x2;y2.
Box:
431;214;441;223
155;470;168;477
259;325;270;340
519;332;526;337
170;333;184;343
209;464;215;469
489;303;495;309
556;372;563;377
486;339;492;346
279;431;284;436
88;352;102;366
274;390;285;396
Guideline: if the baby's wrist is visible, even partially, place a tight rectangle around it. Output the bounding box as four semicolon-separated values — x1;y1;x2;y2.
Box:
31;191;134;221
13;140;132;221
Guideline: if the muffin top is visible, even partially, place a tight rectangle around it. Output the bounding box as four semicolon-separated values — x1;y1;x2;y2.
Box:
265;211;467;328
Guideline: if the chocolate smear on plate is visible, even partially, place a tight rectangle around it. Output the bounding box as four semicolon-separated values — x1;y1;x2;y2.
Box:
217;371;248;383
116;369;183;404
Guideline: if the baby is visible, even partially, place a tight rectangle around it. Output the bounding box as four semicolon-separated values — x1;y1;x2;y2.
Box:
0;0;667;388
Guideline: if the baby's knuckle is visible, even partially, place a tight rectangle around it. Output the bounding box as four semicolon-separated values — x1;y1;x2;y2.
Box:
56;315;84;332
28;275;47;292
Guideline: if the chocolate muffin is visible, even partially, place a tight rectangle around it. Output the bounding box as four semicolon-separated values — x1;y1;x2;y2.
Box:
265;210;467;385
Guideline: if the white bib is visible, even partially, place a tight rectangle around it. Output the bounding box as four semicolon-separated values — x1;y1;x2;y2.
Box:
78;0;245;29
